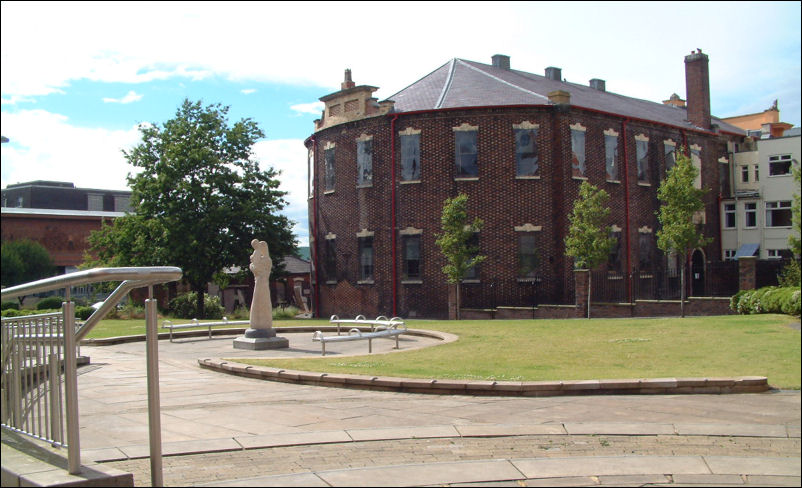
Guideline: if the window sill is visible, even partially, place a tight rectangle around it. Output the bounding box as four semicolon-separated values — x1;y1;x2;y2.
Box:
400;180;421;185
517;277;542;283
325;280;337;285
462;279;481;284
572;176;588;181
356;184;373;189
455;177;479;181
606;180;621;184
515;175;541;180
766;226;793;229
401;279;423;285
357;280;375;285
324;190;335;195
637;182;651;187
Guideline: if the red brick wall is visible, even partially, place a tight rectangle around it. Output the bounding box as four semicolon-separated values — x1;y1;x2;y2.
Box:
308;106;734;319
1;213;114;267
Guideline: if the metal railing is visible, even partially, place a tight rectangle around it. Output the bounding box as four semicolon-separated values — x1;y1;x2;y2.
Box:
2;266;181;485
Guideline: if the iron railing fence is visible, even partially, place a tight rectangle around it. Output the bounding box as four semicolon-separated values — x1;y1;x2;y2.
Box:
460;277;573;310
756;258;792;289
707;260;740;297
2;267;181;484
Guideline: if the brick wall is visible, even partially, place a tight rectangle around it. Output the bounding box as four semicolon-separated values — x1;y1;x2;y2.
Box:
308;106;734;319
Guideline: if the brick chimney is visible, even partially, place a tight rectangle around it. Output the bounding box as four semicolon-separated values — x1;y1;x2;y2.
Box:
341;69;355;90
492;54;510;70
684;49;710;130
545;66;562;81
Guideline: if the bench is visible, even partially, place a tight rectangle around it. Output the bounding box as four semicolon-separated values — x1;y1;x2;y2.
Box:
312;315;407;356
162;317;249;342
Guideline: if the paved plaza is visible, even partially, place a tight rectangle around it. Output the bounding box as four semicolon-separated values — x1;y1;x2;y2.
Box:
70;330;801;486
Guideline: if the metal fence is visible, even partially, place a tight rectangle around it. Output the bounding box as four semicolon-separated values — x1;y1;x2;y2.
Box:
460;277;573;309
2;267;181;484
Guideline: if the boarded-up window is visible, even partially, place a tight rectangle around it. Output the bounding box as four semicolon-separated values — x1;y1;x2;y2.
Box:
605;134;619;181
357;139;373;186
400;134;421;181
636;139;649;183
359;237;374;281
515;128;539;177
571;129;586;177
518;233;540;278
324;147;335;191
403;235;421;279
455;130;478;177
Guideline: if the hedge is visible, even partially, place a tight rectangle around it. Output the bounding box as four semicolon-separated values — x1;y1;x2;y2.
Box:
730;286;801;316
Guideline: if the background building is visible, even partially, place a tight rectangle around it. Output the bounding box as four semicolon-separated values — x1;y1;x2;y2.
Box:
306;51;747;319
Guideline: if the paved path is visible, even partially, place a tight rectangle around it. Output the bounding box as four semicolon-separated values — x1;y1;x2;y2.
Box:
75;331;800;487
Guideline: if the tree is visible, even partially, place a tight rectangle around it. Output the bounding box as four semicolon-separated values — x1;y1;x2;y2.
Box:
435;193;485;320
789;164;801;257
87;99;297;317
564;181;616;318
1;240;55;303
656;147;712;317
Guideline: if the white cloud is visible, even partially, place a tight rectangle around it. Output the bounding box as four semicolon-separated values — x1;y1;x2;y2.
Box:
252;139;309;247
0;110;139;191
241;89;257;95
102;90;143;104
290;102;324;116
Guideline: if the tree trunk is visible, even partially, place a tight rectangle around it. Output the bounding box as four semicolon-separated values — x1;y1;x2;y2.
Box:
455;282;461;321
194;284;205;319
587;273;592;319
680;264;686;318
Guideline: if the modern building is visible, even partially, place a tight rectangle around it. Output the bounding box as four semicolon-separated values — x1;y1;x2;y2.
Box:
305;51;747;319
721;126;800;261
1;180;133;213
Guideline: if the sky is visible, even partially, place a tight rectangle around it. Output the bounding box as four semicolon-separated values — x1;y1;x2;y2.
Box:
2;1;800;248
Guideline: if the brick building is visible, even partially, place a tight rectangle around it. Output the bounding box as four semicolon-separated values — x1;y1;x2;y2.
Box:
305;51;747;319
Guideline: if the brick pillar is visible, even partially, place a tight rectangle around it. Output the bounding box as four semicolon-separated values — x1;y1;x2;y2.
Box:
574;269;590;318
738;256;757;291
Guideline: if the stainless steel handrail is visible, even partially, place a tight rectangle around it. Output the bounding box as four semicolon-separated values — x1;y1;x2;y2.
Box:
1;266;181;485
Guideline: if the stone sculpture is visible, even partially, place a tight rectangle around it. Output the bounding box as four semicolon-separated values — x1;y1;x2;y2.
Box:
233;239;289;350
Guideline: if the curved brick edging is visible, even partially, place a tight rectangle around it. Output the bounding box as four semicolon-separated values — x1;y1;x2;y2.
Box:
197;358;770;397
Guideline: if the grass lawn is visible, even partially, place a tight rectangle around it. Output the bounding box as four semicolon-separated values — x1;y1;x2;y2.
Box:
81;317;308;339
228;314;801;389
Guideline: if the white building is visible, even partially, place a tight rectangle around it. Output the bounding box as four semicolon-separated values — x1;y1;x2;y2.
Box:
721;127;800;260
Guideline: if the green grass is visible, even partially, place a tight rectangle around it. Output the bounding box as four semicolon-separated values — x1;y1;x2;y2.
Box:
81;317;315;339
227;315;801;389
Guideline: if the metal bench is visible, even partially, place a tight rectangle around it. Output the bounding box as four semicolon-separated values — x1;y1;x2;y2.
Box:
161;317;249;342
313;315;406;355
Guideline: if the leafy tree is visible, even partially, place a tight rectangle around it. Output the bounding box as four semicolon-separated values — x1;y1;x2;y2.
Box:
656;147;712;317
435;193;485;320
789;164;801;257
87;99;297;317
564;181;615;318
1;239;55;303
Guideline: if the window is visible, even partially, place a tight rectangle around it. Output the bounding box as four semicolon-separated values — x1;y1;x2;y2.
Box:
88;194;103;211
723;249;736;260
465;233;481;280
719;158;731;196
571;128;586;177
636;137;649;183
766;201;792;227
744;202;757;228
767;249;782;259
324;238;337;281
455;130;478;177
723;203;736;229
604;133;619;181
664;142;676;174
400;133;421;181
403;235;421;279
517;233;540;278
638;232;652;272
356;138;373;187
324;147;336;192
608;229;623;272
769;154;792;176
515;128;539;177
307;148;314;198
753;165;759;182
741;166;749;183
358;236;374;281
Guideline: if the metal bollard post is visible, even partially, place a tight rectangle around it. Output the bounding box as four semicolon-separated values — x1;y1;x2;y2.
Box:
62;300;81;474
146;291;164;487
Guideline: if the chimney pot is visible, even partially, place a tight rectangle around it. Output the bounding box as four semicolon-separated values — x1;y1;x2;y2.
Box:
545;66;562;81
589;78;606;91
492;54;510;70
341;69;355;90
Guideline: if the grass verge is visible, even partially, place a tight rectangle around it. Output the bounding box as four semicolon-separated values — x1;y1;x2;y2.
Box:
227;315;801;389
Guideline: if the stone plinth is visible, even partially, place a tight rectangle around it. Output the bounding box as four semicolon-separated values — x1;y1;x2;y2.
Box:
233;336;290;350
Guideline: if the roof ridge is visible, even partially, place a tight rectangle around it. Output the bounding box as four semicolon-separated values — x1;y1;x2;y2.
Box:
457;59;550;102
434;58;457;109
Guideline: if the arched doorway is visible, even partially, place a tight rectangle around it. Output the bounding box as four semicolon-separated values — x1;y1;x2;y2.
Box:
691;249;705;297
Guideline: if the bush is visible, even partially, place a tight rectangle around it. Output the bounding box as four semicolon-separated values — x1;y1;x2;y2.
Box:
36;296;65;310
1;301;20;311
778;259;801;288
273;305;300;320
1;308;27;318
169;292;223;319
731;286;801;316
75;306;95;321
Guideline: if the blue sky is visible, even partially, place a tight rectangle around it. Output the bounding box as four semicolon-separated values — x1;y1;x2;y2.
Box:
2;1;801;248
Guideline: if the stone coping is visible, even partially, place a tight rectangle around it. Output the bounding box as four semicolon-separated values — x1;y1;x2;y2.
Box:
197;357;770;397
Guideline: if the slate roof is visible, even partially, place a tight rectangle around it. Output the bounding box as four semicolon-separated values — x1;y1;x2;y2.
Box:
385;58;745;136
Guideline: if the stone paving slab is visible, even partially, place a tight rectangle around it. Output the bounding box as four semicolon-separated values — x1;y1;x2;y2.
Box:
510;456;711;478
704;456;801;476
234;430;352;449
314;459;525;487
455;423;567;437
346;425;461;441
200;472;329;487
564;422;676;435
675;423;790;437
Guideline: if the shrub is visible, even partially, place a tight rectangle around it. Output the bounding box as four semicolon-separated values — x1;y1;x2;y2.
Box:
1;308;26;318
731;286;801;316
231;305;250;320
778;259;801;288
169;292;223;319
1;301;20;311
75;306;95;321
273;305;300;320
36;296;65;310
